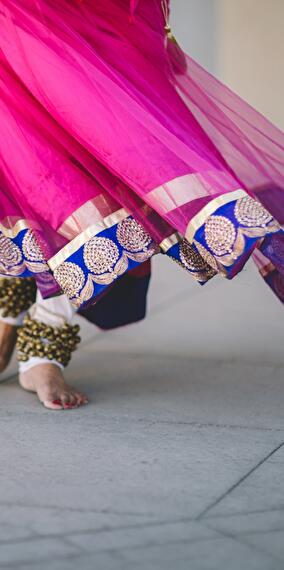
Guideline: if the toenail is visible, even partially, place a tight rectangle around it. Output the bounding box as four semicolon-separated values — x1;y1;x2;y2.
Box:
52;400;62;405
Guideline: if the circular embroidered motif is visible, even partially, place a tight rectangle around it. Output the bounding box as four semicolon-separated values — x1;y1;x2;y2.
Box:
22;230;45;262
234;196;272;227
205;215;236;256
0;235;22;268
180;239;208;271
83;237;119;274
54;262;85;298
193;240;219;271
116;218;152;252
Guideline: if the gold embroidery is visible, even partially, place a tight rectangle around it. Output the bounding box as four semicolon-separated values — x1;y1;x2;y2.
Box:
22;230;45;262
189;195;280;275
205;216;236;256
235;196;272;227
48;208;128;271
180;240;208;272
73;253;130;306
167;244;216;283
0;235;23;271
126;247;158;264
193;240;219;272
83;237;119;275
185;190;246;243
179;239;217;281
51;215;158;306
116;218;152;253
216;230;246;266
53;262;85;299
241;224;279;239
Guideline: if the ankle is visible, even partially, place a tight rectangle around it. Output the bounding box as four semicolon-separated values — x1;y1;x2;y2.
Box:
19;356;64;376
17;316;81;369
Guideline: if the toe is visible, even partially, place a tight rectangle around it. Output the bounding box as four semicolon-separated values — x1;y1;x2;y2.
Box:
43;399;64;410
76;392;88;406
61;392;78;409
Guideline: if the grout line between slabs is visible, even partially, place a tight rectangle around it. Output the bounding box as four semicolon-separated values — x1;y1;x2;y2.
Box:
200;522;284;566
205;505;284;520
196;440;284;520
0;533;234;570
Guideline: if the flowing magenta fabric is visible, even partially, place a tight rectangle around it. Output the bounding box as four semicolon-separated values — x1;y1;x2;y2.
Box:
0;0;283;307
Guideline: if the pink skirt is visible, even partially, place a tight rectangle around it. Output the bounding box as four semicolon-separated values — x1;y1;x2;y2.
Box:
0;0;283;308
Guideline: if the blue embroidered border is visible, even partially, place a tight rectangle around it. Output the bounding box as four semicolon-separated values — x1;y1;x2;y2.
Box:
0;195;281;309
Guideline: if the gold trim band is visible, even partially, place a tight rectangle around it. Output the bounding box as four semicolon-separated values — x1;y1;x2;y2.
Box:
159;232;181;253
146;171;240;216
185;189;247;243
0;219;30;238
48;208;129;271
58;196;119;240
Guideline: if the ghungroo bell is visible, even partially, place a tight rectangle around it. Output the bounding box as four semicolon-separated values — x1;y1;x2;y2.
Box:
0;278;37;318
17;316;81;367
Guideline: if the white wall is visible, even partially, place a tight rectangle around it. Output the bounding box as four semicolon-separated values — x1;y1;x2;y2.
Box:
171;0;217;72
218;0;284;129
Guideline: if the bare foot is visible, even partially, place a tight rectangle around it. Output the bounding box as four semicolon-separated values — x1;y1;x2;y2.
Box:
19;363;88;410
0;321;17;373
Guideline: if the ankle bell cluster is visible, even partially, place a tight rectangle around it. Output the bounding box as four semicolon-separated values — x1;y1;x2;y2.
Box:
17;317;81;367
0;278;37;318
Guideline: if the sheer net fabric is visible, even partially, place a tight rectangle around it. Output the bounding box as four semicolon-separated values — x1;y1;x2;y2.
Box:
0;0;283;306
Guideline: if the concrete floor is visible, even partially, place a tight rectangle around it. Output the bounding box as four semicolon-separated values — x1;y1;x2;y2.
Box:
1;256;284;570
